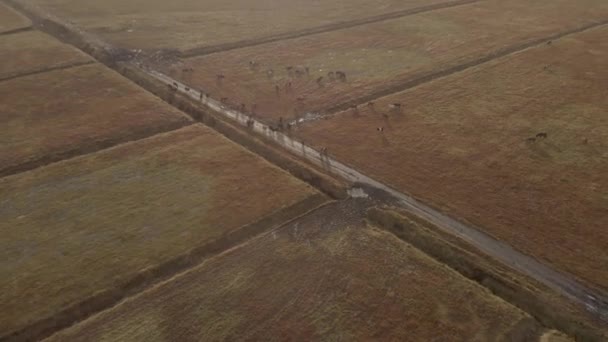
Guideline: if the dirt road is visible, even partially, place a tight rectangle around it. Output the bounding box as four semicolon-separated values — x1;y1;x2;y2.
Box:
149;69;608;323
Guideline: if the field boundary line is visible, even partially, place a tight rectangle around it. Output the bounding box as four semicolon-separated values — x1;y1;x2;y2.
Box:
3;193;330;342
322;19;608;114
0;25;32;36
0;121;194;179
0;59;95;82
147;69;608;324
181;0;483;57
2;0;350;197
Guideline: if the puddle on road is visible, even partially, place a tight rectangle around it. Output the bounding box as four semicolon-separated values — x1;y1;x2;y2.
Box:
290;112;324;126
347;187;369;199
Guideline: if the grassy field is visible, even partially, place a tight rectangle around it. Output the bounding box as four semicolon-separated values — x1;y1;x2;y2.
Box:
28;0;458;51
0;63;193;176
295;26;608;291
0;3;30;33
165;0;608;124
0;124;321;336
47;200;540;341
541;331;572;342
0;30;92;80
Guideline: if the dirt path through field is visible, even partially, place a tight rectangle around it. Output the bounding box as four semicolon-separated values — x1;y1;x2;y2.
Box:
148;69;608;323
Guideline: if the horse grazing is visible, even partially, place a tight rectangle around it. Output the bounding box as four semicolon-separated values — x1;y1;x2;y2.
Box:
536;132;548;139
216;74;225;85
286;66;294;77
316;76;324;87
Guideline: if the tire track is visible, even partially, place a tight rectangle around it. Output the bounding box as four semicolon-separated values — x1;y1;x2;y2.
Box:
323;19;608;115
148;70;608;323
181;0;482;58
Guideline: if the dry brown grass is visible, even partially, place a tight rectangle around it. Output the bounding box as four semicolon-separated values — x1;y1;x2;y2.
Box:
368;208;608;340
0;30;92;80
296;26;608;290
29;0;455;50
0;124;320;336
0;3;30;33
47;201;538;342
0;63;193;176
541;331;573;342
167;0;608;123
